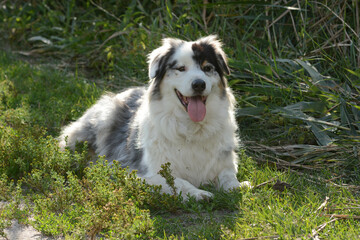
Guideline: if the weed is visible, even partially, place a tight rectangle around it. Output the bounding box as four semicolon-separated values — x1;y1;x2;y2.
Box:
158;162;177;196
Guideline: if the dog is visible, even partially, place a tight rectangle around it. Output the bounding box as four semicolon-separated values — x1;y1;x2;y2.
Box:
59;35;250;200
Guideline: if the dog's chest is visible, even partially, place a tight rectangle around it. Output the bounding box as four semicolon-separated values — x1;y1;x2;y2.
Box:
145;135;228;187
174;142;221;184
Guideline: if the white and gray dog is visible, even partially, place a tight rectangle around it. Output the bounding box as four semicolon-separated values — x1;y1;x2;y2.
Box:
59;35;250;200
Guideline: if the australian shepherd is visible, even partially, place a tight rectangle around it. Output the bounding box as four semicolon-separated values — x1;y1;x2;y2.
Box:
59;35;250;200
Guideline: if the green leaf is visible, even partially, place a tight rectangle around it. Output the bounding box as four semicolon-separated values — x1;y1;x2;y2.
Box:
237;106;266;117
28;36;52;45
282;101;327;114
345;68;360;78
273;107;333;146
294;60;337;91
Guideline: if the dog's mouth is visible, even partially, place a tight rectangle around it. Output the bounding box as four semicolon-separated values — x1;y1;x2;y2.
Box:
175;89;207;122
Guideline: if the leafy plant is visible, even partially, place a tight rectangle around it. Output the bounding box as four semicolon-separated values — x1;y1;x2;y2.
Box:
30;159;156;239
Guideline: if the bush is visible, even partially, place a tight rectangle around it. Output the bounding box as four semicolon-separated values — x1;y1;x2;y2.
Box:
30;159;156;239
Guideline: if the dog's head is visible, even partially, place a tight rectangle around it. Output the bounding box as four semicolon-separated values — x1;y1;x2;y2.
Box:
147;35;230;122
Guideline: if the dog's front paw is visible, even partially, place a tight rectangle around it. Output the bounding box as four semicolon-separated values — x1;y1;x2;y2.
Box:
184;189;213;201
223;180;252;191
239;180;252;189
194;189;214;201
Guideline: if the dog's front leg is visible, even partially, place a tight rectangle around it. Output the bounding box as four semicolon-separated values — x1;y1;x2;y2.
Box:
144;174;213;201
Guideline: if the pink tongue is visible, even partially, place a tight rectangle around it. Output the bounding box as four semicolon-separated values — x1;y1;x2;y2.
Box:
187;96;206;122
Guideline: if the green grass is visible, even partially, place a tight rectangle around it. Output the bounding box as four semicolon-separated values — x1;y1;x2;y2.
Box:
0;1;359;239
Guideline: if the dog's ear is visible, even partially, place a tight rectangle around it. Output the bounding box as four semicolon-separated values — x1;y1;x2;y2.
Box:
148;38;182;80
215;52;230;76
147;38;182;99
148;47;166;80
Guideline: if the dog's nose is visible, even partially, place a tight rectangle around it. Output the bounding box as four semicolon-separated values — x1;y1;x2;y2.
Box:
192;79;206;93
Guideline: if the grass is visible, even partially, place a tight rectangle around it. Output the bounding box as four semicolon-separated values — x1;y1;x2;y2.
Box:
0;0;359;239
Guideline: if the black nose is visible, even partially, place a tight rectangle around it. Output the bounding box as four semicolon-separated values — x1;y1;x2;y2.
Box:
192;79;206;93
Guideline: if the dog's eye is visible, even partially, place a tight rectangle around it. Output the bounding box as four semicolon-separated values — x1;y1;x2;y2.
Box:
176;66;186;72
202;65;213;72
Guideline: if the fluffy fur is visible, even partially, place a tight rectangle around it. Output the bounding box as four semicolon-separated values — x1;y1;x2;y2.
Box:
59;35;250;200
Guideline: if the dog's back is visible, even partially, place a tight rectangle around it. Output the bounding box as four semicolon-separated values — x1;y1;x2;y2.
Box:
59;87;146;172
